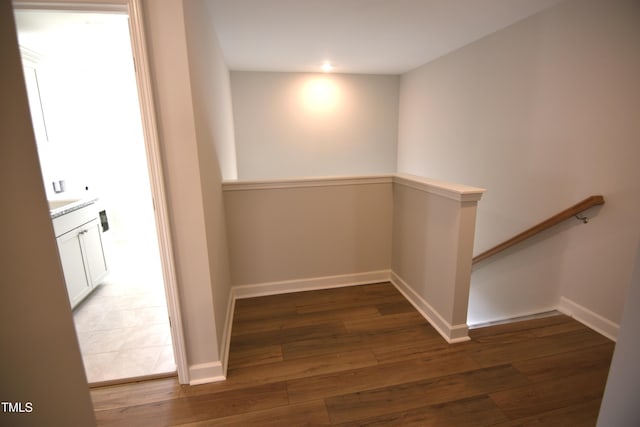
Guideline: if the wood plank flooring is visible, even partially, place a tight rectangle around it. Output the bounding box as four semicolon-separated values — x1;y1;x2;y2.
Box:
91;282;614;426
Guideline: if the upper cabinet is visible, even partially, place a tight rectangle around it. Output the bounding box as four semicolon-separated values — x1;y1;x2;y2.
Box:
20;47;49;146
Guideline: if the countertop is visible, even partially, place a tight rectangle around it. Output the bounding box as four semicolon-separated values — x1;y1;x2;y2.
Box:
50;197;99;219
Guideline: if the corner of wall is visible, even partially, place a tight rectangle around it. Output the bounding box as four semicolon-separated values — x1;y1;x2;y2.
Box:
390;272;470;343
219;287;236;377
558;296;619;341
188;362;226;385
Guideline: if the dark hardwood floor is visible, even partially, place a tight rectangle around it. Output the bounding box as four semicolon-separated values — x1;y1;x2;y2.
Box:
91;282;614;426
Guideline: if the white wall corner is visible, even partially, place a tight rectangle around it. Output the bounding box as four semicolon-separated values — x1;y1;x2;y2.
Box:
392;174;486;203
220;290;236;376
558;297;619;341
390;271;470;343
188;286;236;385
232;270;392;299
188;361;226;385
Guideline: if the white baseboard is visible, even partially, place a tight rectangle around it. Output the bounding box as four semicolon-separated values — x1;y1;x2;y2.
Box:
558;297;619;341
390;271;469;343
193;269;474;385
219;290;236;377
468;310;561;329
232;270;392;299
188;361;225;385
188;291;236;385
189;270;389;386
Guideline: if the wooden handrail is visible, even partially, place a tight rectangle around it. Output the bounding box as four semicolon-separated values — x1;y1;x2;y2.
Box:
472;195;605;264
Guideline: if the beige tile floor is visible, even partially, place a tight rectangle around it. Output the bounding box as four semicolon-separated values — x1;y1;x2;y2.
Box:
73;238;176;383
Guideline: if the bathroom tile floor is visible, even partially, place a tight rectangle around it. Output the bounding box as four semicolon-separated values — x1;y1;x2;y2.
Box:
73;238;176;384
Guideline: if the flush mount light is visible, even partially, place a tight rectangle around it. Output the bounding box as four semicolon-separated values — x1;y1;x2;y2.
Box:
321;62;334;72
301;77;340;114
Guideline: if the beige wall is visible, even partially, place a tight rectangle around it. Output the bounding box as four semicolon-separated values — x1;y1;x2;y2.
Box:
183;0;237;181
391;175;483;340
223;174;484;341
397;0;640;328
231;71;399;180
0;3;95;425
183;0;235;362
143;0;233;382
597;243;640;425
224;178;393;287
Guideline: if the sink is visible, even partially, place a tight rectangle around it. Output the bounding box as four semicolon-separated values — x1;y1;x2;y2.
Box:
48;198;82;211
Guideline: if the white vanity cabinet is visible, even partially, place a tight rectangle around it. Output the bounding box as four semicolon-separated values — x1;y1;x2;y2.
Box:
53;202;108;308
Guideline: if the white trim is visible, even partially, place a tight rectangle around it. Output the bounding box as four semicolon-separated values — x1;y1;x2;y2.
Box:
218;268;404;381
232;270;392;299
13;0;189;384
390;271;470;343
222;174;393;192
124;0;187;384
18;46;42;66
220;290;235;377
222;173;485;203
558;297;619;341
127;0;188;384
12;0;127;12
188;361;225;386
467;309;560;329
393;174;486;202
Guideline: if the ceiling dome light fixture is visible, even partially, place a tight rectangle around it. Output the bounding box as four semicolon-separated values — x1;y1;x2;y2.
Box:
321;62;334;73
301;77;340;114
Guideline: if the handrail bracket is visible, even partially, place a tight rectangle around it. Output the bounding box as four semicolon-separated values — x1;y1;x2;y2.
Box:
472;195;605;265
575;214;589;224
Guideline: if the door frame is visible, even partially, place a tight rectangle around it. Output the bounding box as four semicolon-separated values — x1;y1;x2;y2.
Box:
12;0;188;384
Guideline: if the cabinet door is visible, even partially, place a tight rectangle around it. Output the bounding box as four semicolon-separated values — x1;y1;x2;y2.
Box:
57;230;91;308
80;219;108;287
22;66;49;144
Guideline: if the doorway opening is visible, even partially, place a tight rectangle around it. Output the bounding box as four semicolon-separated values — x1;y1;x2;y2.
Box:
14;7;179;384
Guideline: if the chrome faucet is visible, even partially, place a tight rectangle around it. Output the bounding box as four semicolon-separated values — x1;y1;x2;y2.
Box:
52;180;66;194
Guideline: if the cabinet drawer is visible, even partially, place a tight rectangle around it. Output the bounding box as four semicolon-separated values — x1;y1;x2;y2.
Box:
52;203;98;237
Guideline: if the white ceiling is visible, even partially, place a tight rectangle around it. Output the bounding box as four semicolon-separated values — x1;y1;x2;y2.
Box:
14;1;567;75
208;0;566;74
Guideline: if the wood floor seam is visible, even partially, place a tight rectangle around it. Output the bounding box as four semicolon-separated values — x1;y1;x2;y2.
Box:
91;283;614;426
